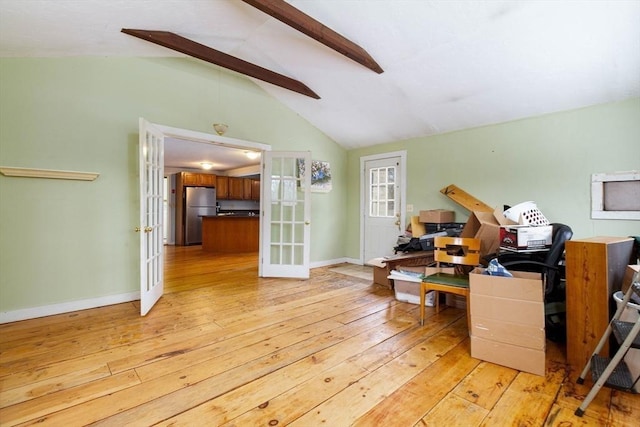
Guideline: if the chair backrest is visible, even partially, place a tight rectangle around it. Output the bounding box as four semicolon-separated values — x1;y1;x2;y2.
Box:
544;223;573;294
545;223;573;265
433;237;481;266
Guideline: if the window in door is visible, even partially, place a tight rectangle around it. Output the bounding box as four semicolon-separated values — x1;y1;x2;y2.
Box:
369;166;396;218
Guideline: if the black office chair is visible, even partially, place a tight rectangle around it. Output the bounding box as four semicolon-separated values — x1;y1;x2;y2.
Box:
492;223;573;341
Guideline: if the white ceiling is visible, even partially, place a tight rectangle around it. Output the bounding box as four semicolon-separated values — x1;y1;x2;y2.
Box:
1;0;639;164
164;136;261;172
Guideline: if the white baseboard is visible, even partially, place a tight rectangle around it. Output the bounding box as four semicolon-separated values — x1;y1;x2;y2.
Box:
310;258;345;268
1;258;369;324
0;292;140;324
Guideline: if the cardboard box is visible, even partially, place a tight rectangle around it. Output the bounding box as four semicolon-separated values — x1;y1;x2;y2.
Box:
471;336;545;376
469;268;546;375
622;264;640;294
499;225;553;252
373;265;389;287
460;207;515;258
419;209;455;224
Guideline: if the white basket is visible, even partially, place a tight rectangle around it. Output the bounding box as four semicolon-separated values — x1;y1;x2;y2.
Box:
503;201;550;225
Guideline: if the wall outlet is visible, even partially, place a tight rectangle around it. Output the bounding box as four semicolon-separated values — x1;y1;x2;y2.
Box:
407;204;413;212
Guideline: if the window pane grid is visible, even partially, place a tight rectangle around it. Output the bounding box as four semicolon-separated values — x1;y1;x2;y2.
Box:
369;166;396;217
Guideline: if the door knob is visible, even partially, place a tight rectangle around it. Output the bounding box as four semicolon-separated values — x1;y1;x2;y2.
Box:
144;226;153;233
135;227;141;232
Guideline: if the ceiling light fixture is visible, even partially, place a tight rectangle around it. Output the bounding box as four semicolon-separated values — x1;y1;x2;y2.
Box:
200;162;214;170
245;151;260;160
213;123;228;136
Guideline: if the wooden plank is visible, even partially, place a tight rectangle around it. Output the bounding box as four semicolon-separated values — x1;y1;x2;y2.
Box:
241;0;383;73
478;368;566;427
440;184;493;212
288;318;470;426
419;394;488;426
121;29;320;99
0;370;140;426
161;313;462;426
544;404;605;426
144;317;419;426
451;361;518;410
0;247;629;426
352;338;479;426
0;364;111;408
86;307;402;426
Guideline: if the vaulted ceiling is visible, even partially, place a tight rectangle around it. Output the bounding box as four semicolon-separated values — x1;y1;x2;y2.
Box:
1;0;639;151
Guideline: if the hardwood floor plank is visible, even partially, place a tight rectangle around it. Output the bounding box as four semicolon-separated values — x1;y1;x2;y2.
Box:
543;403;605;426
478;366;566;427
90;304;406;426
419;393;488;426
216;312;465;427
608;389;640;427
287;318;470;426
0;370;140;426
451;361;518;410
352;335;479;426
120;317;417;426
0;246;634;426
0;363;111;408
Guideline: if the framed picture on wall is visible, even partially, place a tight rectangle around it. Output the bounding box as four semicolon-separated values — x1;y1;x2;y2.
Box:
297;159;332;193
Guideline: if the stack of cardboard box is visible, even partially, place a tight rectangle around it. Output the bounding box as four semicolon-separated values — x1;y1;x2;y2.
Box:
469;267;546;376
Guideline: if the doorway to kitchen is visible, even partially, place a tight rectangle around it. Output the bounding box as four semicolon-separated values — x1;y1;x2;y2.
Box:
141;122;271;304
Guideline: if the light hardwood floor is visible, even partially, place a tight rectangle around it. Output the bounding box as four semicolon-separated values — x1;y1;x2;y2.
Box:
0;245;638;426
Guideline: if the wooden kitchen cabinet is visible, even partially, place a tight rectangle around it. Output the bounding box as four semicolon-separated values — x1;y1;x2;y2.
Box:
199;173;217;187
251;179;260;200
229;177;245;200
216;176;229;199
565;236;635;372
181;172;198;186
243;178;252;200
179;172;216;187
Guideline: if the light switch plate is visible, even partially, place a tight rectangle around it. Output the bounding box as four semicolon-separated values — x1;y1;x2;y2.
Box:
407;204;413;212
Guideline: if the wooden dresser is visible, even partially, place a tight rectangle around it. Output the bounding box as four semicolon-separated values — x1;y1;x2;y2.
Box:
565;236;634;372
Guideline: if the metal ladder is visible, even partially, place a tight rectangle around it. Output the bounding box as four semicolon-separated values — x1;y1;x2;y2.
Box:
575;275;640;417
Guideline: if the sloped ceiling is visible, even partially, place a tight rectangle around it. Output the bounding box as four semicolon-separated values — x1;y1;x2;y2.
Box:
1;0;639;151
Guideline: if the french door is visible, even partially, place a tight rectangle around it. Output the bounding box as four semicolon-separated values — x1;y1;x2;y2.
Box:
138;118;164;315
260;151;311;278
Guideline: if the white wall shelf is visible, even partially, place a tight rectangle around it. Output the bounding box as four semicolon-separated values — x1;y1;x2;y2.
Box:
0;166;99;181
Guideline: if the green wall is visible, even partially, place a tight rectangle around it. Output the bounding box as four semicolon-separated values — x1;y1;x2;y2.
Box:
0;57;346;314
346;98;640;259
1;56;638;317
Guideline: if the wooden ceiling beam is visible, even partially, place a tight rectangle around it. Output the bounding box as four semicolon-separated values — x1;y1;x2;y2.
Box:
241;0;383;74
121;29;320;99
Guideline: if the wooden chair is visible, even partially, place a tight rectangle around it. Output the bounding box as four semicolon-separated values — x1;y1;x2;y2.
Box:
419;237;481;330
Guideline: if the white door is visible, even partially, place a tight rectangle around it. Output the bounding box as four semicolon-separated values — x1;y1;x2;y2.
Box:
260;151;311;278
361;152;406;263
138;118;165;315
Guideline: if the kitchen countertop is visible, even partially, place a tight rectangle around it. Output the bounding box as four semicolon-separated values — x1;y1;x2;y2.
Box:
200;212;259;218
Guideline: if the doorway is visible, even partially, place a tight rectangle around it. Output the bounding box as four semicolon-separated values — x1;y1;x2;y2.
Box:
154;123;271;293
360;151;407;264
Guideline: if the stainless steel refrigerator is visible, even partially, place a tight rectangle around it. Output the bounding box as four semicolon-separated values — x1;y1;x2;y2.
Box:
185;187;217;245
